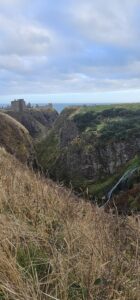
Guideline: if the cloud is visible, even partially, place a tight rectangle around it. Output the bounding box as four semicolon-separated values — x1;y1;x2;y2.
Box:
0;0;140;99
0;14;56;56
72;0;140;46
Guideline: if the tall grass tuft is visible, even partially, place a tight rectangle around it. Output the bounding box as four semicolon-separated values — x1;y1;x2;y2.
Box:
0;147;139;299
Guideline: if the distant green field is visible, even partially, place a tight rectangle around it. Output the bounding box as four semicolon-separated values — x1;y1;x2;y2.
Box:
76;103;140;114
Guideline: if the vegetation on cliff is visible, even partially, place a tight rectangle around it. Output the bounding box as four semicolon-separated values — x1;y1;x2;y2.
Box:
0;147;139;299
36;104;140;210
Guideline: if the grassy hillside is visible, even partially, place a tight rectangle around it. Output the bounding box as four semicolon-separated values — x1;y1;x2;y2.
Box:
0;112;36;164
0;147;139;299
71;105;140;139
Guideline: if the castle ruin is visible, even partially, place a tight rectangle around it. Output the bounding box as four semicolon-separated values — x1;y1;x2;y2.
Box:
11;99;53;112
11;99;26;112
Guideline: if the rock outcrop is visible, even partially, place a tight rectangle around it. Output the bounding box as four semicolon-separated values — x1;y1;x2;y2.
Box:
7;108;58;140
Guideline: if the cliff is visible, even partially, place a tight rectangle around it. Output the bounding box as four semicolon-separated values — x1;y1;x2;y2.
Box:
7;108;58;140
36;104;140;207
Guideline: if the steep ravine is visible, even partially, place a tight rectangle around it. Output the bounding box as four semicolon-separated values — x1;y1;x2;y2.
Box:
7;108;59;140
36;106;140;210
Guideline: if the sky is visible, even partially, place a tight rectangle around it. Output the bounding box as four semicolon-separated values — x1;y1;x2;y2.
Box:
0;0;140;103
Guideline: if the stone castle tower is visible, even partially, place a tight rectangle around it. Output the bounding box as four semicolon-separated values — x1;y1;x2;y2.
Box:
11;99;26;112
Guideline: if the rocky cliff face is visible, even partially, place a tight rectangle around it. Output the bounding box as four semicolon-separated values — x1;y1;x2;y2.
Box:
63;138;140;181
7;108;58;140
36;105;140;200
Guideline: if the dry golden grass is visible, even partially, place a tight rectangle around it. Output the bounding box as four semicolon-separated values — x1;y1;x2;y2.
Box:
0;147;139;300
0;112;35;164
